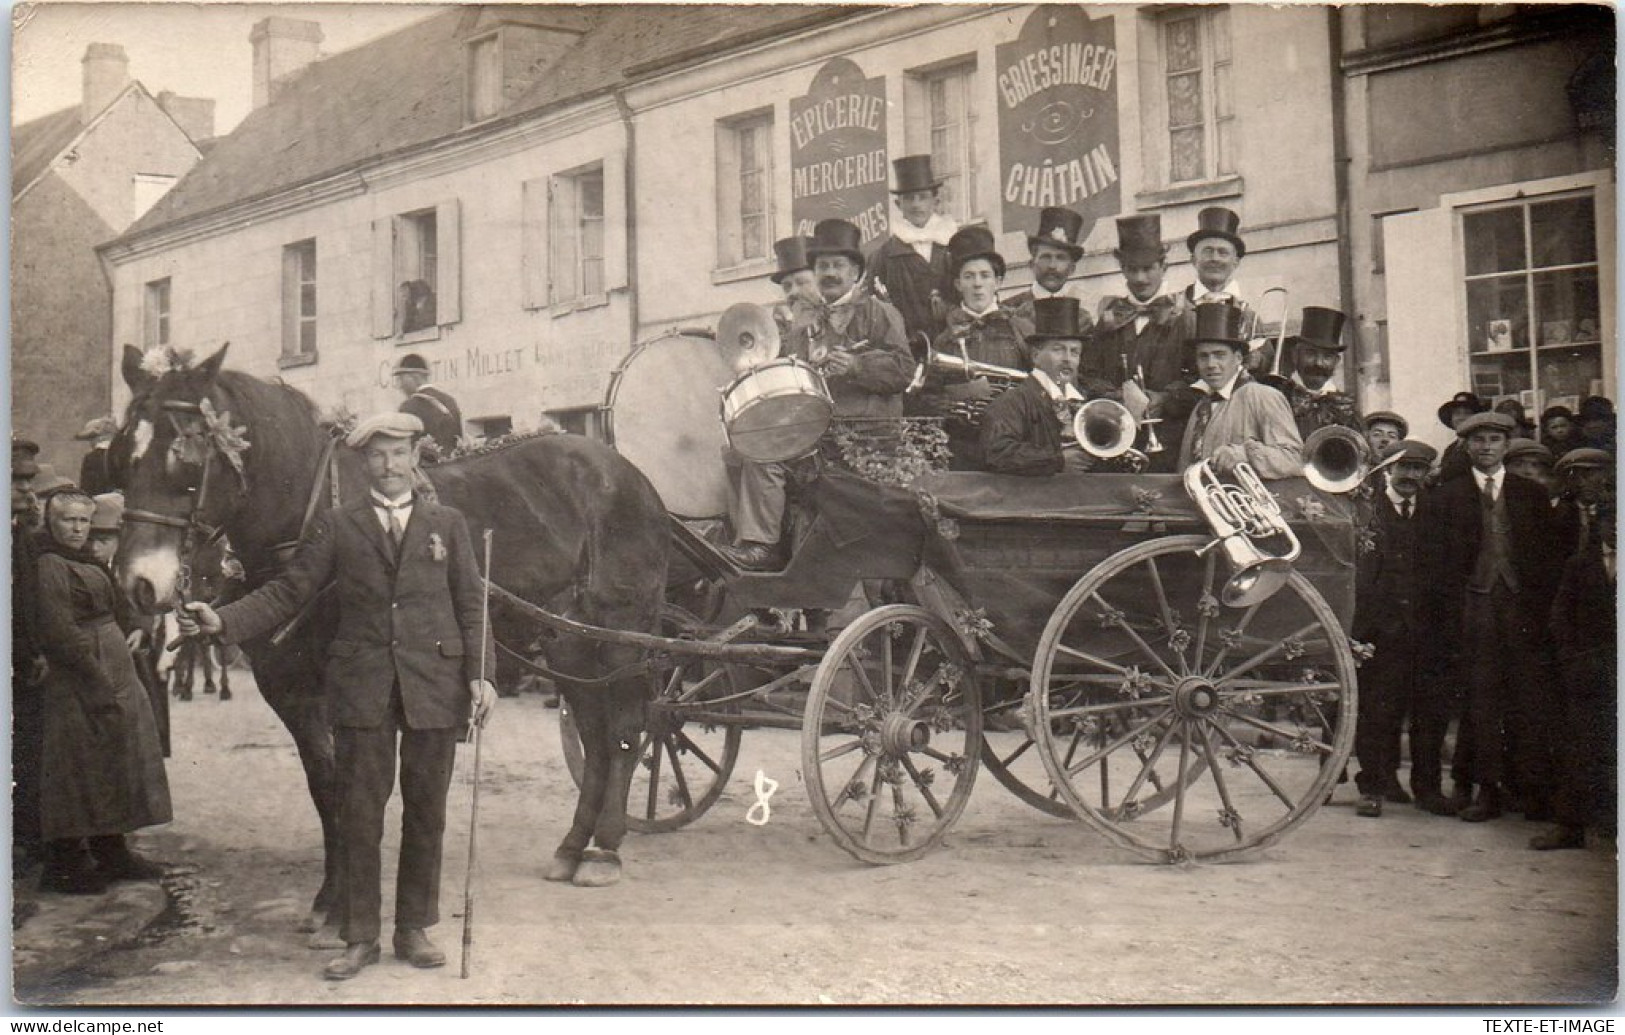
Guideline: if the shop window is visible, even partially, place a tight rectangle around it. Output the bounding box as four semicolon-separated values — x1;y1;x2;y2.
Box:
144;277;171;347
281;239;317;363
1159;7;1234;185
1463;192;1603;414
716;111;775;269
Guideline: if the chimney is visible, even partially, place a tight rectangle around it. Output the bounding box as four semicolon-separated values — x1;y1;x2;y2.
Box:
250;17;323;110
157;91;216;143
81;42;130;122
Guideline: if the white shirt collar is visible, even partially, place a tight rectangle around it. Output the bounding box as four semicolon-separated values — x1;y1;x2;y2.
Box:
1193;368;1245;401
961;301;1001;319
1384;482;1416;510
371;490;413;510
1291;371;1342;395
1471;466;1505;493
1030;281;1079;301
1030;368;1084;403
827;284;863;308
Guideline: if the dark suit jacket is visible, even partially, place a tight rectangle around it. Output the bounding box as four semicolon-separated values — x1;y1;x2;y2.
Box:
401;385;463;454
864;236;951;345
1416;470;1564;654
981;375;1066;476
217;497;495;729
1354;493;1422;644
1550;543;1616;674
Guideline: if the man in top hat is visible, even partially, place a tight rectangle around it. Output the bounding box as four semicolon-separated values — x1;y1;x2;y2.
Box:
178;411;497;981
1269;306;1362;440
863;155;958;346
770;236;819;311
981;297;1094;476
1363;411;1408;458
392;354;463;456
1179;206;1265;359
917;225;1034;469
1002;207;1092;319
1416;410;1564;824
12;436;46;872
1177;302;1303;480
1352;439;1440;817
726;218;914;572
1088;214;1197;473
75;416;119;497
1432;391;1489;484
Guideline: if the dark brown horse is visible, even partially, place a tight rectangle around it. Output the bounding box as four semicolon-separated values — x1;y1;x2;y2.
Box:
111;345;669;930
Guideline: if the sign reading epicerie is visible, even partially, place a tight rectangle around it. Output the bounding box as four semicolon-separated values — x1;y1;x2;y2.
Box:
997;6;1120;241
789;57;889;246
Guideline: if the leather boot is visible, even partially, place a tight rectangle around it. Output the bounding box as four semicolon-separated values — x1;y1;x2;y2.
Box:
323;941;381;981
393;928;447;968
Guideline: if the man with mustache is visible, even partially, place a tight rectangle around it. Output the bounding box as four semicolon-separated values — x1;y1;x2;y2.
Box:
1179;207;1269;370
1177;302;1303;480
1002;206;1091;319
1268;307;1362;441
1352;439;1444;817
980;297;1094;476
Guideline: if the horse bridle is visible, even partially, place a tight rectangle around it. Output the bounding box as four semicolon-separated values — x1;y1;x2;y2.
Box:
121;399;229;604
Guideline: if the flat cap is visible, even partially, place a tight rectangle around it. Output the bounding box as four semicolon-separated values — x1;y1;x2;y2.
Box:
1554;447;1613;474
1455;411;1516;438
1504;438;1553;464
1383;439;1438;466
75;416;118;441
1362;410;1408;438
346;411;424;449
90;491;125;531
12;436;40;478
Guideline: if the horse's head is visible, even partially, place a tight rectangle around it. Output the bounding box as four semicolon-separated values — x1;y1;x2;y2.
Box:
113;343;252;613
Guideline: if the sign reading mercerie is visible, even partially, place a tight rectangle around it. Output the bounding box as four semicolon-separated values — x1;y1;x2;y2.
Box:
997;7;1120;241
790;57;889;245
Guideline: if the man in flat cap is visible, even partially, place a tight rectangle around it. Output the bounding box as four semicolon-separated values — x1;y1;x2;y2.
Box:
1432;391;1489;485
1503;438;1557;499
1417;411;1564;823
1553;446;1615;555
1362;411;1408;458
179;411;497;981
75;417;119;497
392;354;464;457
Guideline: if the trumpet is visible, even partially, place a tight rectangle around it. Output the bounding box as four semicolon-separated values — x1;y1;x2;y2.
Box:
911;338;1026;425
1184;459;1302;607
1302;424;1408;494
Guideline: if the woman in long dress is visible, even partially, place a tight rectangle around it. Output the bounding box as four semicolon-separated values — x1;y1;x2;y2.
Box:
34;490;171;894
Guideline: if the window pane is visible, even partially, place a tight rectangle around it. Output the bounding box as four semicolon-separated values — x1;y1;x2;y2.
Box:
1165;17;1201;72
582;258;604;298
300;320;317;354
1466;274;1529;355
580;173;604;219
1533;267;1600;346
1537;344;1602;401
1463;208;1526;275
1167;72;1203;128
1170;127;1205;183
1469;353;1532;400
1530;197;1596;268
300;283;317;317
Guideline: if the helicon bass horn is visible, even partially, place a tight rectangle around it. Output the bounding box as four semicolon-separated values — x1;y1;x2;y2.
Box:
1184;459;1302;607
1302;424;1407;494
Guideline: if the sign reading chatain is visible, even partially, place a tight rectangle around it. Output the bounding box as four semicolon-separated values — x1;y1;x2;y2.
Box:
996;6;1120;241
789;57;889;246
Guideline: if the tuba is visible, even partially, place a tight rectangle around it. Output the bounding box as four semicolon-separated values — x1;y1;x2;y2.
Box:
1184;459;1302;607
1302;424;1407;494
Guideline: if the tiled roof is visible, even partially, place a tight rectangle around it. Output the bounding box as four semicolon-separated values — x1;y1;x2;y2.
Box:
12;105;84;199
120;4;855;239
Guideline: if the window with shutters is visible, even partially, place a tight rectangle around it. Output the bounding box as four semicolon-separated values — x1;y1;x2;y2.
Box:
550;164;605;305
715;110;775;271
1159;7;1234;185
371;201;461;341
467;34;502;122
280;239;317;366
905;61;979;223
144;277;170;347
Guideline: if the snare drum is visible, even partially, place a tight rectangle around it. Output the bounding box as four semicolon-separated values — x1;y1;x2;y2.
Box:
719;358;834;463
603;333;734;518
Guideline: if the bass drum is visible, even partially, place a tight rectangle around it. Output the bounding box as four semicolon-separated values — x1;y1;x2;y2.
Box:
604;333;734;519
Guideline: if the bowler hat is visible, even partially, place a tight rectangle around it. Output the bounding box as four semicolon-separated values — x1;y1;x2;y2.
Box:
346;411;424;449
1027;207;1085;260
1363;410;1409;439
806;219;865;268
1554;447;1613;474
90;491;125;532
1504;438;1553;465
770;236;813;285
75;416;118;441
1191;301;1249;349
1436;391;1488;428
890;154;942;195
391;353;430;378
1186;206;1246;258
1113;214;1165;265
1286;307;1347;353
1384;439;1438;466
1455;411;1516;438
947;224;1005;279
12;437;40;479
1027;297;1086;343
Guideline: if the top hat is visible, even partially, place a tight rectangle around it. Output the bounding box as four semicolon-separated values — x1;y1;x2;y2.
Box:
75;416;118;441
1455;411;1517;439
770;236;813;285
1027;297;1086;343
1191;301;1249;349
90;491;125;532
1362;410;1409;439
947;224;1005;279
890;154;942;195
1113;214;1165;264
806;219;866;267
391;353;431;377
1286;306;1347;353
1027;207;1085;260
1436;391;1488;428
12;437;40;479
1186;206;1246;258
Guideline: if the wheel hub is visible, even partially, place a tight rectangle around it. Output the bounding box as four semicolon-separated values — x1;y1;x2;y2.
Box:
646;703;682;738
1172;677;1220;719
880;713;930;755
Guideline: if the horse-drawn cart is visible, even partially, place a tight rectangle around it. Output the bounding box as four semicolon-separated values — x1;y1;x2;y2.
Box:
522;455;1362;866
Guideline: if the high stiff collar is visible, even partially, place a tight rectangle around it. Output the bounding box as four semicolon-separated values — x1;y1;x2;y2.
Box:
1187;277;1244;302
890;212;957;252
1103;293;1182;330
369;490;414;510
1030;368;1084;403
1193;367;1248;401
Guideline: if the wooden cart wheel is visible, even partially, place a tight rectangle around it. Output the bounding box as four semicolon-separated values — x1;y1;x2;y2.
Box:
802;604;982;864
1029;535;1356;863
559;606;744;833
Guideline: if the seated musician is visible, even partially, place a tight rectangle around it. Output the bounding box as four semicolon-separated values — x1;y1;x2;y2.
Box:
915;224;1033;470
720;218;913;572
1269;306;1362;440
981;297;1095;477
1178;302;1303;480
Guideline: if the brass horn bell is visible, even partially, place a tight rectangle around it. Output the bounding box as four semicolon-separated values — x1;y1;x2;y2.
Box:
1303;424;1404;494
1073;398;1138;459
1184;459;1302;607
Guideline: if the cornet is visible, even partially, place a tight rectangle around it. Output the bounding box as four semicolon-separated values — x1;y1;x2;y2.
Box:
1184;459;1302;607
910;338;1026;425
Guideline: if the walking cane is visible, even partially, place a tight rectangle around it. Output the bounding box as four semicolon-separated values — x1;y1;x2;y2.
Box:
460;528;493;979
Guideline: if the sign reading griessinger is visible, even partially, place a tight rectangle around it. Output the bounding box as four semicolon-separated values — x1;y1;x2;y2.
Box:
997;6;1120;243
790;57;889;245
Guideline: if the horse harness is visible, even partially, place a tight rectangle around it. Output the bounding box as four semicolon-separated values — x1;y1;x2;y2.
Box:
121;400;230;605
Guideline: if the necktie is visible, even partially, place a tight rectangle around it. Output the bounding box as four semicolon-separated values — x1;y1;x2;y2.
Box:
1191;394;1216;456
389;509;406;549
1482;475;1497;510
1400;499;1412;520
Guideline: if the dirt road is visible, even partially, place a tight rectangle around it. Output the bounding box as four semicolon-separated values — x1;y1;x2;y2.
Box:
22;672;1616;1007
